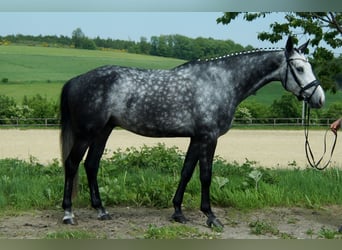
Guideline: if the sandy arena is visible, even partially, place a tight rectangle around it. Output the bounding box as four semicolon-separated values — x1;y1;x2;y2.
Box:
0;129;340;168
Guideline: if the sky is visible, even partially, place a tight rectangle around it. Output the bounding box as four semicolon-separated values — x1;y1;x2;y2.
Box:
0;12;340;55
0;12;289;48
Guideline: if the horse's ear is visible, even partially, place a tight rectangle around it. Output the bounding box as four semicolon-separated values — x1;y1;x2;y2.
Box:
285;36;294;54
298;39;310;53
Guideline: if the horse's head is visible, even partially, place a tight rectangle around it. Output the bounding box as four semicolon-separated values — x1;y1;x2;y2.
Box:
281;36;325;108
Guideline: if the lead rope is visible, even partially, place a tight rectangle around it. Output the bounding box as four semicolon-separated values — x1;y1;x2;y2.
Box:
304;102;337;170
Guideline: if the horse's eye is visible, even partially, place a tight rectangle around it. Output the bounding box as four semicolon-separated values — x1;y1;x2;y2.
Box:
296;67;304;73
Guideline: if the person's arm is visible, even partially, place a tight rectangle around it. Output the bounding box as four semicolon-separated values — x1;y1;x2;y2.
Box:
330;118;342;134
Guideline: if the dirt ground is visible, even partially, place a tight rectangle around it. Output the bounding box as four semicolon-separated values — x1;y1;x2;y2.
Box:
1;206;342;239
1;129;342;239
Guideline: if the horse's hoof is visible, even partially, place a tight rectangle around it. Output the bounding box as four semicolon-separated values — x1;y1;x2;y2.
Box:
63;211;77;225
206;217;224;229
98;213;112;221
171;213;188;224
63;217;77;225
97;209;112;221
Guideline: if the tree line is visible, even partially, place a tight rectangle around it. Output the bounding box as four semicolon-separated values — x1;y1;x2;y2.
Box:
0;28;252;61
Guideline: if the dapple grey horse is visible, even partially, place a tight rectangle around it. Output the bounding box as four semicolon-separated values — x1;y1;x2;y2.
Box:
60;36;325;227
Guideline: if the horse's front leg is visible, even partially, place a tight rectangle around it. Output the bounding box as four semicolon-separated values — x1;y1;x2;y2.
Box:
199;137;224;228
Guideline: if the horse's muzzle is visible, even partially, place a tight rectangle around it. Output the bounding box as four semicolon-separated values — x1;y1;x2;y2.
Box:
297;80;324;109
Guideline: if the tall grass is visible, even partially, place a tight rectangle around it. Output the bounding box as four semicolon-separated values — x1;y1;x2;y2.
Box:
0;144;341;212
0;158;63;209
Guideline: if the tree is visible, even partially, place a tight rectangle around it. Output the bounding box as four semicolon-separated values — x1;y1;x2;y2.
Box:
71;28;96;50
80;37;97;50
139;36;151;54
71;28;85;49
217;12;342;93
269;93;301;118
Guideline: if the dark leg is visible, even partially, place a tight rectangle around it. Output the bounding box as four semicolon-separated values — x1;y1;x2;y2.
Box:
172;138;200;223
62;139;89;225
84;125;113;220
198;137;224;228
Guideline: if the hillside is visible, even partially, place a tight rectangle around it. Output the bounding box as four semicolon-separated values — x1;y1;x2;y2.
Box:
0;45;185;82
0;44;341;108
0;45;185;102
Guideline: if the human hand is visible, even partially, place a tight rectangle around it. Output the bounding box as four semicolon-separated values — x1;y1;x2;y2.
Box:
330;118;342;135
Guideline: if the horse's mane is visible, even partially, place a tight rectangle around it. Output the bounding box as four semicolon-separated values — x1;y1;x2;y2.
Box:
174;47;284;69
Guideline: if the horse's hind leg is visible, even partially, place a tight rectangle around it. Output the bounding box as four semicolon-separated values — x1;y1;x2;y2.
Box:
84;124;113;220
62;139;89;225
172;138;200;223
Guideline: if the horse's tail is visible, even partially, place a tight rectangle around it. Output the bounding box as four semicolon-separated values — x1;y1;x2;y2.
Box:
60;80;78;197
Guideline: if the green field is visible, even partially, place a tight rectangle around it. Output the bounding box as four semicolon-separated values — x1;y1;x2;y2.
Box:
0;44;341;107
246;82;342;108
0;45;185;102
0;45;185;81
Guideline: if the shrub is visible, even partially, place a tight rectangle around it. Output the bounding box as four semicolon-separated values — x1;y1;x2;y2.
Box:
235;106;252;123
324;102;342;120
0;94;17;124
269;93;301;118
1;78;9;83
22;94;58;119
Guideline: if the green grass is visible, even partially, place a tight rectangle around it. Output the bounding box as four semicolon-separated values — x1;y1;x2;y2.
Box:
0;45;185;82
143;224;219;239
1;144;342;212
0;82;63;103
45;230;106;239
0;158;63;210
0;45;185;102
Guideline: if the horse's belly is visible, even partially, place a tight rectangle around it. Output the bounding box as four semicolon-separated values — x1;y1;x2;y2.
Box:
118;118;195;138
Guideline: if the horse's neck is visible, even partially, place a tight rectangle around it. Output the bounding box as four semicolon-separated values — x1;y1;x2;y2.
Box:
228;51;285;102
195;51;285;103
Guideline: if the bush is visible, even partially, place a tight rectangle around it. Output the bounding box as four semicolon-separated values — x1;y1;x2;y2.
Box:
22;94;58;120
93;144;184;207
1;78;8;83
0;95;17;124
235;106;253;123
269;93;301;119
80;38;97;50
323;102;342;120
0;94;59;125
